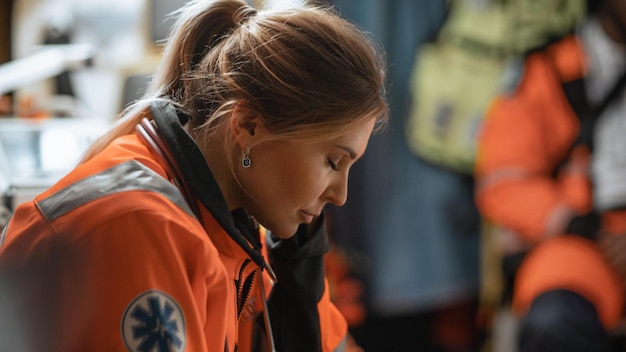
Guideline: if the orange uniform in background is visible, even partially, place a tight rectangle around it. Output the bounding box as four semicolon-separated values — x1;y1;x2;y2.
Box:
475;33;626;330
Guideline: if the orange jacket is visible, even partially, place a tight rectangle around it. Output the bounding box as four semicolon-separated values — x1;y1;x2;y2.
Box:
0;103;348;351
475;35;625;328
475;35;592;243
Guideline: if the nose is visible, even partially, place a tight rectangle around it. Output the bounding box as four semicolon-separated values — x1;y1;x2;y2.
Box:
323;173;349;206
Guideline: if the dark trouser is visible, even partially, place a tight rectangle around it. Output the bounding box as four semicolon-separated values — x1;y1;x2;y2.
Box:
519;289;612;352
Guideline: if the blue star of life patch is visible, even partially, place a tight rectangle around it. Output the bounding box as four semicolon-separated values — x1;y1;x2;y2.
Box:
121;290;186;352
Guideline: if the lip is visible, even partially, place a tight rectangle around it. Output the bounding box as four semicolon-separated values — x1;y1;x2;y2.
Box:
299;210;317;223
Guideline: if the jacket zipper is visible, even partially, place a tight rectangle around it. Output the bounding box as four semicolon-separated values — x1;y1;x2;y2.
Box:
236;258;256;318
235;260;276;352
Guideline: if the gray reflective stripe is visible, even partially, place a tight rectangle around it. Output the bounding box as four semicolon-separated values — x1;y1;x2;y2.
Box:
36;160;195;221
333;336;347;352
0;224;7;249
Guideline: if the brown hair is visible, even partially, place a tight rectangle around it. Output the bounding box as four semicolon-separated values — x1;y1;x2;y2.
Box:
80;0;388;162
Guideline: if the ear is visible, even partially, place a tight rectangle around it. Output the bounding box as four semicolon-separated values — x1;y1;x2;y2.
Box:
230;102;263;148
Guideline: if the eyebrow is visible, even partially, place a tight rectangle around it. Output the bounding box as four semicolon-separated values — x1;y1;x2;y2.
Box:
336;145;357;159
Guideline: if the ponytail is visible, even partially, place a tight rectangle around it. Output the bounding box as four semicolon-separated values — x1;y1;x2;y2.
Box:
154;0;255;98
79;0;254;163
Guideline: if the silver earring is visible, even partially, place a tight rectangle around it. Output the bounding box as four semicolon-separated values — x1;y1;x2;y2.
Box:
242;147;251;168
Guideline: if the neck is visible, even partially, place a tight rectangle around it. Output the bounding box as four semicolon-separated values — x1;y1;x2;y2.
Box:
200;129;241;212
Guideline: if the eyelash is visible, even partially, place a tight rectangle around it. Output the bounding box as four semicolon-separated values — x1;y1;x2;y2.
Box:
328;158;339;171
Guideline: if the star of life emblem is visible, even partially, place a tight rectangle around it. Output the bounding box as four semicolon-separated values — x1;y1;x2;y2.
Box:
121;290;186;352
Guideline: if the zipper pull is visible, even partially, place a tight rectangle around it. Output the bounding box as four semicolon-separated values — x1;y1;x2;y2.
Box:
263;262;277;285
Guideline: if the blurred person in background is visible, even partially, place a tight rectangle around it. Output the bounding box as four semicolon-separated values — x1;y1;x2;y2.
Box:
475;0;626;351
0;0;388;351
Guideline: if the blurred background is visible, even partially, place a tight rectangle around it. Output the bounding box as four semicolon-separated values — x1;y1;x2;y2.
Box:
0;0;590;351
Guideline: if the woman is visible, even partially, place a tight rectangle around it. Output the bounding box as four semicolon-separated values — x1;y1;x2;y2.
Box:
0;1;388;351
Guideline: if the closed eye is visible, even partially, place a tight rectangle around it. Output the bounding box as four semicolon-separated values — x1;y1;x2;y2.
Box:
328;158;339;171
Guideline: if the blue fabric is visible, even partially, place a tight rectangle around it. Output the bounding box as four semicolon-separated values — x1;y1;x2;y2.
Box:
519;290;611;352
327;0;481;315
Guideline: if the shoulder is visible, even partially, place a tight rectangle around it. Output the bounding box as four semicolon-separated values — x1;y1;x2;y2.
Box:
44;160;188;212
524;35;586;85
498;35;584;108
37;159;199;237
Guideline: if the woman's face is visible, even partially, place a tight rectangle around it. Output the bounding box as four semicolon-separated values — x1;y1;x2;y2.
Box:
236;119;375;239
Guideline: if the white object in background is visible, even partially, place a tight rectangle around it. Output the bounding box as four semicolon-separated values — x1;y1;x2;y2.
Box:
0;117;111;210
0;44;94;96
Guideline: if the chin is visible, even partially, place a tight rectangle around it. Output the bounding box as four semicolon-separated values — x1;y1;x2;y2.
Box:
262;221;299;240
251;207;302;239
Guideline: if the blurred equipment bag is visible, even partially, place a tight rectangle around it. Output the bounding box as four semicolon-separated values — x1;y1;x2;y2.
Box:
405;0;585;174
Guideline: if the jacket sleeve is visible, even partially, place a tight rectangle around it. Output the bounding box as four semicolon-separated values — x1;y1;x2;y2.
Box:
474;58;593;243
265;212;348;352
0;200;231;352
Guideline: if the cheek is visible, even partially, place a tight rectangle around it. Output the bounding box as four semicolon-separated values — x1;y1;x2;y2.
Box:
243;143;329;206
262;160;327;205
273;164;325;202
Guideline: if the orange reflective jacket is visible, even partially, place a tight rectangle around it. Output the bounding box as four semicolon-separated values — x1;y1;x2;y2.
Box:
476;36;591;242
0;102;348;351
475;35;625;329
